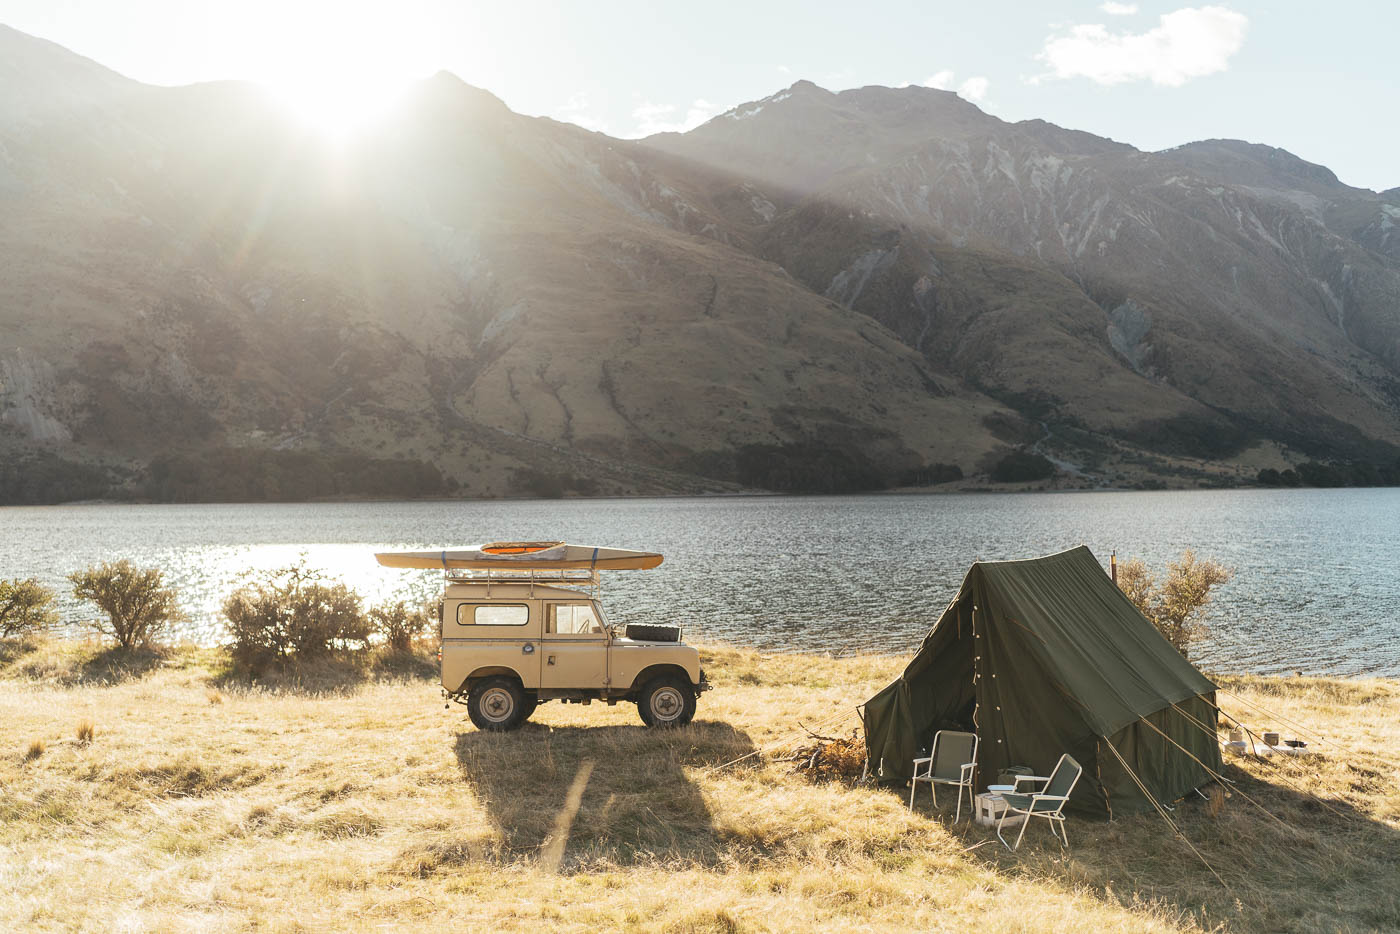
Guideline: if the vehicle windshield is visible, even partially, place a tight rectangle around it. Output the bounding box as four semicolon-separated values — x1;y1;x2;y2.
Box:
551;603;605;634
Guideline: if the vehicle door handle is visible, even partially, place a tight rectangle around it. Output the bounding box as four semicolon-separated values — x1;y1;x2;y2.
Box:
522;643;535;655
547;655;556;666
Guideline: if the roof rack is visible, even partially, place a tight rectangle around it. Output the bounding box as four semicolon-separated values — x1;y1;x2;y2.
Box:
444;566;601;597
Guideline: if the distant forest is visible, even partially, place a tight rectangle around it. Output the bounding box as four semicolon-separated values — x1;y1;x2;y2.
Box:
5;446;1400;506
0;447;446;505
1257;460;1400;488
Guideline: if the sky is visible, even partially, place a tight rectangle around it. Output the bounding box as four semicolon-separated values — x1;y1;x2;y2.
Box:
1;0;1396;191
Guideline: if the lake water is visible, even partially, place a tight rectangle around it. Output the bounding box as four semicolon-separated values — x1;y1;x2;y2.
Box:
1;489;1396;677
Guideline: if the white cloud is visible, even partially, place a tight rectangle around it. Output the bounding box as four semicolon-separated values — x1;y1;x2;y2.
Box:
958;76;990;101
629;98;719;137
554;92;609;133
924;70;955;90
1100;2;1139;14
775;64;791;74
1037;6;1248;87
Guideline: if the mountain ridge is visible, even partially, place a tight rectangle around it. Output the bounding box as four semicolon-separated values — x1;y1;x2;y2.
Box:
2;26;1399;503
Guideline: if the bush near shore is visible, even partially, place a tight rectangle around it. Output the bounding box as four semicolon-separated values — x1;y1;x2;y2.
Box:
1;638;1396;934
6;563;432;680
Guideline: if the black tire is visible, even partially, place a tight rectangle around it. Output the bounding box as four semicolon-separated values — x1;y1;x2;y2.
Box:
637;675;696;728
467;676;528;732
625;623;682;643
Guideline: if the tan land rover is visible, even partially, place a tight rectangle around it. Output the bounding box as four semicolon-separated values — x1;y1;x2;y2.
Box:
375;542;710;730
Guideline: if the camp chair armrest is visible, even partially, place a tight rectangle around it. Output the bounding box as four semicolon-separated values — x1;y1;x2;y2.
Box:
959;762;976;778
1004;792;1072;814
912;757;933;766
1012;774;1050;790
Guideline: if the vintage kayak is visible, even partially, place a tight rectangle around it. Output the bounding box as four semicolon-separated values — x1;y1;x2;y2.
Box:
374;541;663;571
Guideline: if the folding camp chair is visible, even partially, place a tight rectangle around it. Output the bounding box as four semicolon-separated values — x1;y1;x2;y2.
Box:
908;730;978;821
996;753;1083;850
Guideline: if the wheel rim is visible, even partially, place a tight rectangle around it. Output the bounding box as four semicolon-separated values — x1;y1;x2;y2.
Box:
480;687;516;723
649;686;685;722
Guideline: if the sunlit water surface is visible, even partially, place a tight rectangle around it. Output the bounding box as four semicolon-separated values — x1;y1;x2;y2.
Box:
1;489;1396;677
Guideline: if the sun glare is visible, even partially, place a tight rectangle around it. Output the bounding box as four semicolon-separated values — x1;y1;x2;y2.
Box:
266;72;413;141
246;7;433;142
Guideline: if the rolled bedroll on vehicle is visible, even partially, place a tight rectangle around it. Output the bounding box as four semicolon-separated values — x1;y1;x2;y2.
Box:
374;541;664;571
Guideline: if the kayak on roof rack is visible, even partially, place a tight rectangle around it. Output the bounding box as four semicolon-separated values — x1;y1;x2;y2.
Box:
374;541;664;571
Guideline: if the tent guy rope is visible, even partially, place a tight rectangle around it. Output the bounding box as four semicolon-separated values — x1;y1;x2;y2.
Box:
1100;738;1231;890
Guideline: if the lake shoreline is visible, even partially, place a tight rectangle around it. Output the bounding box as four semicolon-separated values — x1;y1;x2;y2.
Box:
3;491;1397;677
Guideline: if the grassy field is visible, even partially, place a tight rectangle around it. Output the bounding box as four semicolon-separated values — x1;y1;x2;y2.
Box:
1;639;1397;933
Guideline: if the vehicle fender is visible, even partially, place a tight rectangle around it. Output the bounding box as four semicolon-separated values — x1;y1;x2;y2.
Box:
627;662;700;694
452;665;527;695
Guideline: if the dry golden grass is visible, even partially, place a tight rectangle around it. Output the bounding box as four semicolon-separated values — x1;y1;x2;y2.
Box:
0;638;1396;933
74;718;94;745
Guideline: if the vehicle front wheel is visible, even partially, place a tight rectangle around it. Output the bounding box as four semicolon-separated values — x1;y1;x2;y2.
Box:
467;677;528;732
637;675;696;727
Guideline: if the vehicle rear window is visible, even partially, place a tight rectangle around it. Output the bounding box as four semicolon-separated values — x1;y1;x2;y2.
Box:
457;604;529;626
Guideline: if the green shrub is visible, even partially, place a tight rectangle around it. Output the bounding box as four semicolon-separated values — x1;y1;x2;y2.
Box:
368;601;433;654
69;561;181;650
1117;550;1232;659
224;564;368;669
898;463;963;486
0;578;59;638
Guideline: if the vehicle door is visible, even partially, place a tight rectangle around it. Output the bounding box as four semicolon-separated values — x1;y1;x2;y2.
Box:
540;601;608;690
442;599;542;691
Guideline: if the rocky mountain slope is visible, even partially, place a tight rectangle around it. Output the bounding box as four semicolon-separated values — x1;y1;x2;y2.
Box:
2;26;1398;502
648;82;1400;467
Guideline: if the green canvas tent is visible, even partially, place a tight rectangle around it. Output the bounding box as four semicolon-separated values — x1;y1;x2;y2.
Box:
863;546;1221;818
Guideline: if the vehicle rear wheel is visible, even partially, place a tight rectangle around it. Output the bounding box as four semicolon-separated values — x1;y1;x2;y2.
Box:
467;677;528;732
637;675;696;727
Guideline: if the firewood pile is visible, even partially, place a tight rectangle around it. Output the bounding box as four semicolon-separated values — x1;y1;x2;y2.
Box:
791;729;867;783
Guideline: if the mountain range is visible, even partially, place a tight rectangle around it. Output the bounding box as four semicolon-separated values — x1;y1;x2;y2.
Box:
2;24;1399;503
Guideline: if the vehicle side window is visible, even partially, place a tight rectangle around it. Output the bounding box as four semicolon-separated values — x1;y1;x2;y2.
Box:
548;603;603;635
457;604;529;626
